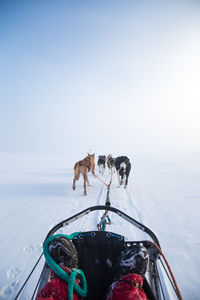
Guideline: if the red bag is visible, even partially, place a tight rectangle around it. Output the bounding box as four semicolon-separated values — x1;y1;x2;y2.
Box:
37;266;82;300
106;273;148;300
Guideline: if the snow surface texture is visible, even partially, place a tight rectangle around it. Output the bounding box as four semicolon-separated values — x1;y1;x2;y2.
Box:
0;152;200;300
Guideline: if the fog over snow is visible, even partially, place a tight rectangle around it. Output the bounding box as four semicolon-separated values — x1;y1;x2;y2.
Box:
0;1;200;299
1;0;200;156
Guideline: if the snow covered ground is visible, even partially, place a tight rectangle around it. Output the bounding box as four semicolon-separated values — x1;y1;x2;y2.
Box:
0;152;200;300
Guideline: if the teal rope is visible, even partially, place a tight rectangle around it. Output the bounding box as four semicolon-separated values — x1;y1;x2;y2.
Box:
101;215;111;231
43;233;87;298
68;270;77;300
107;216;111;223
67;269;86;300
101;220;106;231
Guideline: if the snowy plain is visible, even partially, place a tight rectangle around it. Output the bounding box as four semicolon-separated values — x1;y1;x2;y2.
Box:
0;152;200;300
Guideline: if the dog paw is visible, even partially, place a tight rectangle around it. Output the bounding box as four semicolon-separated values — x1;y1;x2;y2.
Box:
7;268;20;280
0;280;20;299
23;245;34;253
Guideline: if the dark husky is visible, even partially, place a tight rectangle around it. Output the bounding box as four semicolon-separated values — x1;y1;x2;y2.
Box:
72;153;95;195
115;156;131;188
97;155;106;175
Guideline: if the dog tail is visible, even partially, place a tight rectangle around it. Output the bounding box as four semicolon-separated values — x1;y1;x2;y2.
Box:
73;162;78;173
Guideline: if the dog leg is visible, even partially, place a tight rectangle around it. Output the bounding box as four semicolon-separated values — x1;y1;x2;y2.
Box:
72;175;78;190
87;174;92;186
102;165;104;174
72;177;76;190
117;172;121;186
72;170;80;191
83;175;87;195
125;168;130;187
120;171;125;186
124;176;127;188
125;175;127;187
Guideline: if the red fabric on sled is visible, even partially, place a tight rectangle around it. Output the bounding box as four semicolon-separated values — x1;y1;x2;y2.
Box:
106;273;148;300
36;266;82;300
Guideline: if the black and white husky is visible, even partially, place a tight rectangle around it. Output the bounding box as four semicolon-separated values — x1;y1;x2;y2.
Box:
97;155;106;175
107;155;115;174
115;156;131;188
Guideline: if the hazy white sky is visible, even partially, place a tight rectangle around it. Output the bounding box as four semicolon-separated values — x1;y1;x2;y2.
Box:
1;0;200;158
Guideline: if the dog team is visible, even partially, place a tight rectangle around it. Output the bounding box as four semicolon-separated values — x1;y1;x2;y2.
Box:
72;153;131;195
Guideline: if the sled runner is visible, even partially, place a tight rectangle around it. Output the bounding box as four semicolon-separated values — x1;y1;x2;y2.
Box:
15;205;182;300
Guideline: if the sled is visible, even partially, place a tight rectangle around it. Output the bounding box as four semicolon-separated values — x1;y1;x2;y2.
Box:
15;205;182;300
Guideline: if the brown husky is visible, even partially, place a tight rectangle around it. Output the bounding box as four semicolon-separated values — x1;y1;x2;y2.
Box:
72;153;96;195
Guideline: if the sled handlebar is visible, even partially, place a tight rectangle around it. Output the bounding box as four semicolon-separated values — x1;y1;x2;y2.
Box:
45;205;160;247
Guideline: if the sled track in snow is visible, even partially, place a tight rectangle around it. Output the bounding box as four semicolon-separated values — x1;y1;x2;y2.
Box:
69;174;111;232
91;174;111;227
89;170;149;241
125;189;144;225
71;169;146;238
87;172;138;238
95;174;110;206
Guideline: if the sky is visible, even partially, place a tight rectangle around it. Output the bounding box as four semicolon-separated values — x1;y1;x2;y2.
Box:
1;0;200;158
